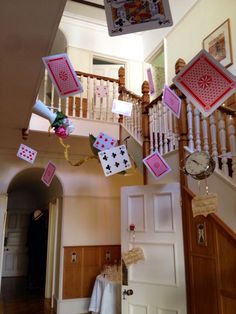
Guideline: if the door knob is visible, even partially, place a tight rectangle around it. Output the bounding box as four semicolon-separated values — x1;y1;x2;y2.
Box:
122;289;133;299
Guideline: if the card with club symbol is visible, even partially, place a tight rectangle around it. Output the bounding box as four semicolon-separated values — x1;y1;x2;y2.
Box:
17;144;37;164
98;144;131;176
42;53;83;98
104;0;173;36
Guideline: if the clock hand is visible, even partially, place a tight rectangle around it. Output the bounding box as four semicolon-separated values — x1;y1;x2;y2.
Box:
192;159;200;165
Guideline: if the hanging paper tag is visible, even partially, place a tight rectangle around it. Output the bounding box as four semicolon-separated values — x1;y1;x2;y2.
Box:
192;193;218;217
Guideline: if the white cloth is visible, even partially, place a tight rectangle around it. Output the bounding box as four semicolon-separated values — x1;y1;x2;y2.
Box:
89;275;121;314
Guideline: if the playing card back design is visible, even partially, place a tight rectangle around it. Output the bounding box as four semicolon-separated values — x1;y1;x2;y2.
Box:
163;84;181;118
104;0;173;36
17;144;37;164
147;68;155;95
41;161;56;187
173;49;236;117
93;132;117;151
42;53;83;98
98;145;131;176
143;151;171;180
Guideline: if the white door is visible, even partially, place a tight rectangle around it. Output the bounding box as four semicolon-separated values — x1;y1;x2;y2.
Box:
2;210;29;277
121;183;186;314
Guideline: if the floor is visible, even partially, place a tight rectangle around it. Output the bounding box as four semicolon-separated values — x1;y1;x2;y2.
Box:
0;277;54;314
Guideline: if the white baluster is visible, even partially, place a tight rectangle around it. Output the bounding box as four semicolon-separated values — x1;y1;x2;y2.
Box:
194;108;201;151
87;76;91;119
65;97;69;116
187;100;194;151
173;117;179;149
158;101;163;155
168;109;173;152
153;104;158;152
209;113;219;168
50;84;55;113
201;114;209;153
218;111;228;175
149;107;154;154
138;101;142;143
79;76;84;118
227;115;236;181
93;78;97;120
112;82;117;122
162;101;168;154
105;81;110;122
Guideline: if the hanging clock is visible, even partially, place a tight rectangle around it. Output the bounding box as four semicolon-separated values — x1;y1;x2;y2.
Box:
183;151;216;180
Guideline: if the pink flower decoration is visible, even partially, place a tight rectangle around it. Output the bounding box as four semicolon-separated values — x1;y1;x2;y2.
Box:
55;126;69;138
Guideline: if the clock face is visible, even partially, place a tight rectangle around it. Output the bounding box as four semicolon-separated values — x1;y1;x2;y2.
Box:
185;151;210;176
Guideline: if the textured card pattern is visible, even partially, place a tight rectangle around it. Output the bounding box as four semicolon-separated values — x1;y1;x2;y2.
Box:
42;53;83;98
104;0;173;36
143;151;171;180
17;144;37;164
98;145;131;176
112;99;133;116
163;84;181;118
41;161;56;187
173;49;236;117
93;132;117;151
95;85;108;98
147;68;155;95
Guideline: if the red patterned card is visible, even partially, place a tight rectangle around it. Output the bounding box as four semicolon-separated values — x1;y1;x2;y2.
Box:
143;151;171;180
42;53;83;98
173;49;236;117
163;84;181;118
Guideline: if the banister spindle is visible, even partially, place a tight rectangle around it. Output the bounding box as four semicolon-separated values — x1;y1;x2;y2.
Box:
149;107;154;154
209;113;219;167
194;108;201;151
227;115;236;181
218;111;228;175
201;114;209;153
186;100;194;151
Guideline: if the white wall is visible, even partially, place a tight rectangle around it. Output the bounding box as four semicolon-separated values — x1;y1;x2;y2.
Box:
165;0;236;83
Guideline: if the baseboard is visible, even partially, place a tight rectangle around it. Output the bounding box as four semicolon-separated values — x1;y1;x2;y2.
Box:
56;297;90;314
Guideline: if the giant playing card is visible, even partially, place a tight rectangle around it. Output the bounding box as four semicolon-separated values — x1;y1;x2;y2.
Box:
104;0;173;36
173;49;236;117
42;53;83;98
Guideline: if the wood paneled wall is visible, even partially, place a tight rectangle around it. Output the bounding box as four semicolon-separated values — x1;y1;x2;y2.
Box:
183;187;236;314
63;245;121;299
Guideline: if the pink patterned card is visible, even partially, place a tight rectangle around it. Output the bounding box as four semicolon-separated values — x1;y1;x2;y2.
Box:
42;53;83;98
173;49;236;117
95;86;108;98
41;161;56;187
147;68;155;96
163;84;181;118
143;151;171;180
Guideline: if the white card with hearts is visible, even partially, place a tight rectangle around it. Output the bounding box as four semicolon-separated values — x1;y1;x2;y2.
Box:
98;144;131;176
93;132;117;151
17;144;37;164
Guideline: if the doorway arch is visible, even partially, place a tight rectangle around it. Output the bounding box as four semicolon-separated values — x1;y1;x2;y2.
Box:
2;167;63;301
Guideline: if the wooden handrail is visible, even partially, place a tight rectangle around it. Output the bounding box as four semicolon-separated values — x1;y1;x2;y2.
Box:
75;70;119;83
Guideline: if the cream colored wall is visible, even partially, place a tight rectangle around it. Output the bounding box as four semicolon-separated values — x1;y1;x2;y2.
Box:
165;0;236;84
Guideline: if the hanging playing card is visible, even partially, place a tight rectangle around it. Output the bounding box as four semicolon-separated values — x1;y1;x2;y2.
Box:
147;68;155;96
93;132;117;151
104;0;173;36
17;144;37;164
42;53;83;98
173;49;236;117
95;85;109;98
163;84;181;118
41;161;56;187
112;99;133;116
98;145;131;176
143;151;171;180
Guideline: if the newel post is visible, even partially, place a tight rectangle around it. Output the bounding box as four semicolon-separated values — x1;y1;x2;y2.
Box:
118;67;125;126
141;80;150;185
175;58;188;186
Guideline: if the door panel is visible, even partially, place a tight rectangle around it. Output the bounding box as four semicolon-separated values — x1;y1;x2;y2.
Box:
121;183;186;314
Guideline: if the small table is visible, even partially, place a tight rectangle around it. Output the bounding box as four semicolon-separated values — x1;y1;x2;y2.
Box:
89;274;121;314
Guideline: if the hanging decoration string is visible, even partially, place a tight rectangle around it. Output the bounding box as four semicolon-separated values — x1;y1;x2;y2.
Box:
59;138;98;167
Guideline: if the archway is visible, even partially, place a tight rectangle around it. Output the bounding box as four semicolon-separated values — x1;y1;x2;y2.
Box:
1;167;63;303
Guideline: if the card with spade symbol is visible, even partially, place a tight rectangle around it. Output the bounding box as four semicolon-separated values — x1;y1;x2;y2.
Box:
98;144;131;176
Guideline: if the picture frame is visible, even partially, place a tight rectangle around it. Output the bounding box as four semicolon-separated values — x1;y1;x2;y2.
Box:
203;18;233;68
